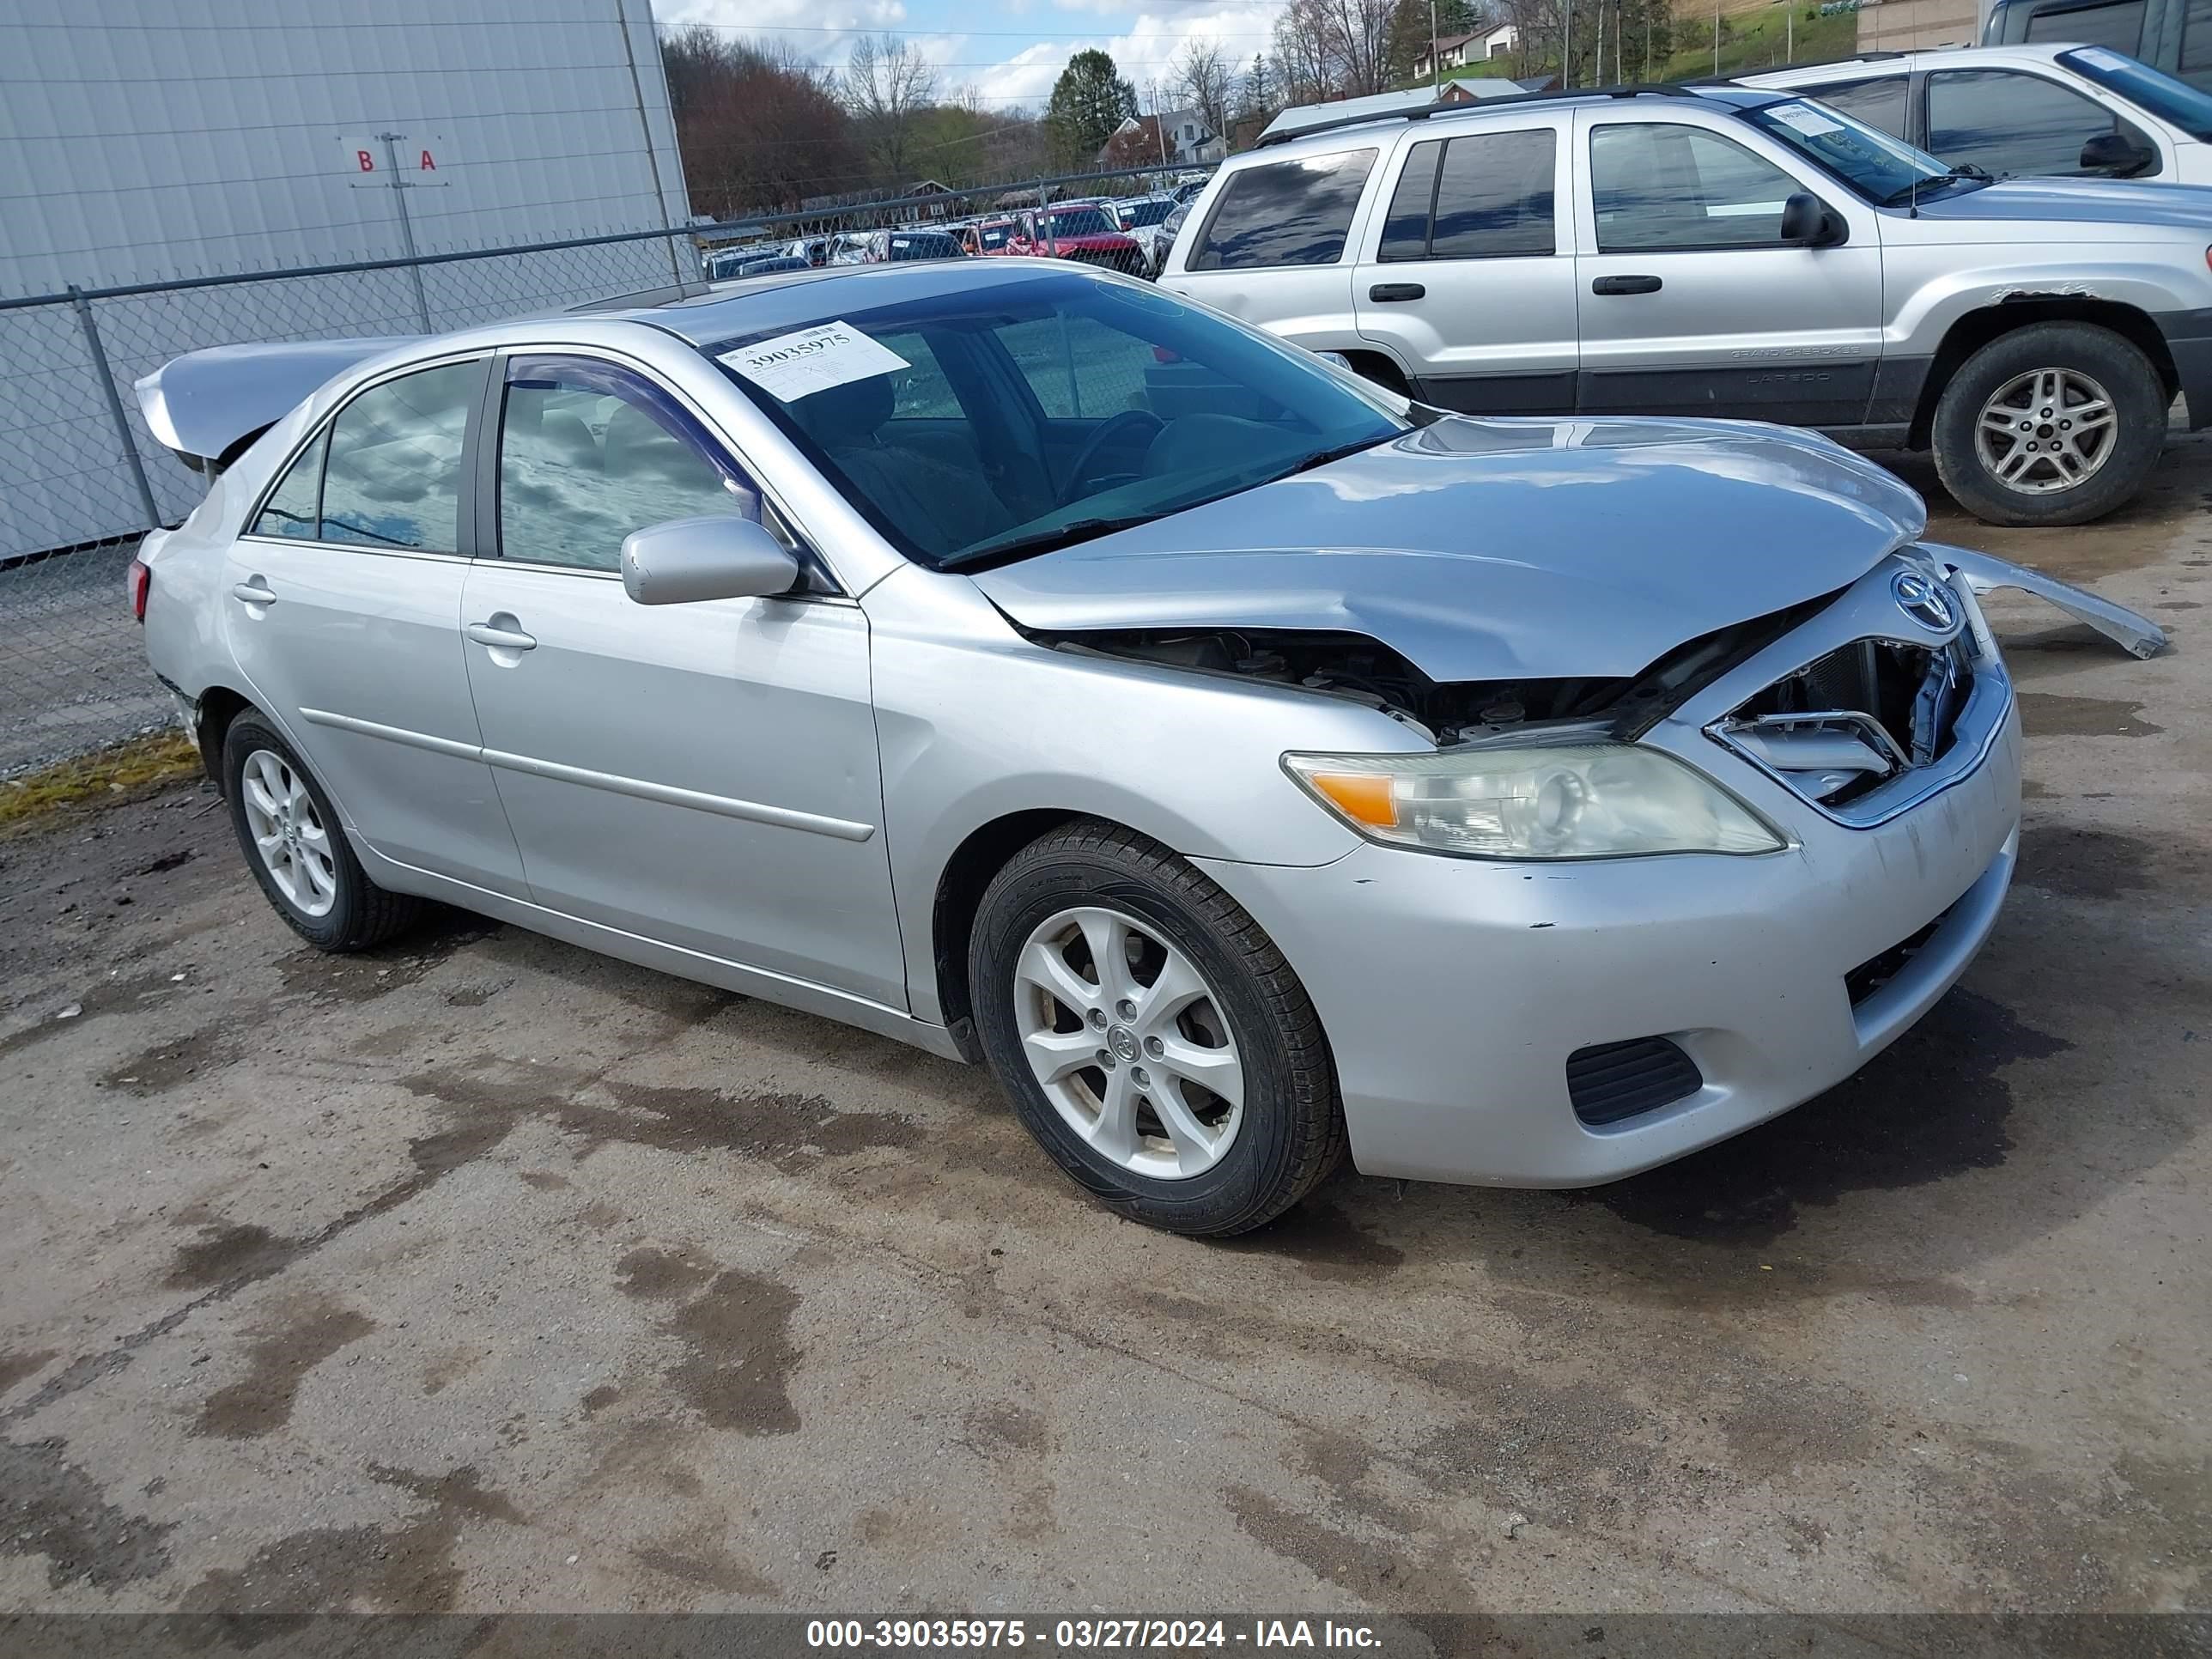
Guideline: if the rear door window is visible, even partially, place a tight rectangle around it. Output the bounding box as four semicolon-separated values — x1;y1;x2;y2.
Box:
1189;149;1378;270
1379;129;1557;261
319;361;478;553
1926;68;2140;175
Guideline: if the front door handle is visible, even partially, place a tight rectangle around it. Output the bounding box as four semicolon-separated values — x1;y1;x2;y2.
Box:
231;579;276;605
1369;283;1426;302
465;620;537;652
1591;274;1662;295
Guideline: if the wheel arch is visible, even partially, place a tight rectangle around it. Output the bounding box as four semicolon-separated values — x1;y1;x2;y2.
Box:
1335;349;1412;398
191;683;257;789
1910;298;2177;447
929;808;1091;1061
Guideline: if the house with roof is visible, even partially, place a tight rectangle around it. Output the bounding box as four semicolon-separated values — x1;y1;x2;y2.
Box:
1413;22;1522;80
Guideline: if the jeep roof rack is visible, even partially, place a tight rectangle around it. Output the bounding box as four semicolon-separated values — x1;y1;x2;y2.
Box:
1253;82;1705;149
1684;50;1911;85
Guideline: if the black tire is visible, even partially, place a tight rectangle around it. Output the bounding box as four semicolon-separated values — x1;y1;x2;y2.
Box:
1929;321;2166;527
969;819;1346;1236
222;714;422;952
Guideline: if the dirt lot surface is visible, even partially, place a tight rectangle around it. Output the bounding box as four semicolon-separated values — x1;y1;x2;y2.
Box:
1;446;2207;1623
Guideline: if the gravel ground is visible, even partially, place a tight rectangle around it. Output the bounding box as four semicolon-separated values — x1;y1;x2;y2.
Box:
0;445;2206;1628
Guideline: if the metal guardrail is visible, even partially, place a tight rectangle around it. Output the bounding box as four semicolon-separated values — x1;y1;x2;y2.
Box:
0;161;1215;775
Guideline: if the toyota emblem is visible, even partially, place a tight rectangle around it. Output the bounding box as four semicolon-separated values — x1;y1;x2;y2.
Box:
1891;569;1957;634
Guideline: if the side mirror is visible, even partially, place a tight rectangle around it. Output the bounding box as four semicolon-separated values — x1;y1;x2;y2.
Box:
2080;131;2154;176
620;514;800;605
1779;191;1843;246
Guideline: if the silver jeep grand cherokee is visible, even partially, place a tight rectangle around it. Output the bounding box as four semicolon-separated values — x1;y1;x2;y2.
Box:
1161;83;2212;526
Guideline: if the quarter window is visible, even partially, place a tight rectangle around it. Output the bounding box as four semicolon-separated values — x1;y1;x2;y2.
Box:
319;361;478;553
251;428;326;541
1802;76;1910;139
1189;149;1378;270
1590;124;1802;252
1379;129;1556;262
1926;69;2144;177
496;357;754;573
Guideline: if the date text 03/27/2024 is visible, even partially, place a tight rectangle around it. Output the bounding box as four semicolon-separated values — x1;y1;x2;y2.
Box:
804;1620;1382;1650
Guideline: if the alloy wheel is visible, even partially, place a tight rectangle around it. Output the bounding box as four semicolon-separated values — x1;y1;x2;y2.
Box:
1012;905;1245;1180
1973;366;2117;495
238;748;337;918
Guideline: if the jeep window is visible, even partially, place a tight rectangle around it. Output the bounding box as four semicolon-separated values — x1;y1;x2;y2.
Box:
1590;124;1804;251
1927;67;2146;176
1379;130;1556;261
1190;149;1378;270
2063;46;2212;140
2022;0;2145;52
1798;75;1910;139
1731;95;1954;204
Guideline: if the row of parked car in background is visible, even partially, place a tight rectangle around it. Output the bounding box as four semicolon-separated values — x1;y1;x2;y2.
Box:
697;41;2212;526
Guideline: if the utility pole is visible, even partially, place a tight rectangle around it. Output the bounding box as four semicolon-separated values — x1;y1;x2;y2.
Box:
1431;0;1440;86
1565;0;1574;88
378;132;433;332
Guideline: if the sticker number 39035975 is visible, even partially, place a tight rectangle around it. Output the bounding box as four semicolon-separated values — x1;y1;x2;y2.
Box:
720;321;912;403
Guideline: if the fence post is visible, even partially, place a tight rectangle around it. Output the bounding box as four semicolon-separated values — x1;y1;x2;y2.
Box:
69;285;161;533
1036;179;1057;256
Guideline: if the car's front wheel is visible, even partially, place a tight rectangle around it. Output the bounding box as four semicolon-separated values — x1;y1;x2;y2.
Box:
969;821;1346;1236
222;714;422;951
1930;321;2166;526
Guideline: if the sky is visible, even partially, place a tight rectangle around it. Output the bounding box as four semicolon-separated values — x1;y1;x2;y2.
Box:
657;0;1296;112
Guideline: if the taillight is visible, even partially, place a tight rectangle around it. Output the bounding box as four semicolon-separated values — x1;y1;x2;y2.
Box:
129;556;151;623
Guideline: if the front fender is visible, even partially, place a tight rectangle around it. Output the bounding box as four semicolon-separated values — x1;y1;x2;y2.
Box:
1886;261;2198;357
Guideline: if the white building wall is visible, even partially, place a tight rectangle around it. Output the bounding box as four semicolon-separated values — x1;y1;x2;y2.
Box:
0;0;695;556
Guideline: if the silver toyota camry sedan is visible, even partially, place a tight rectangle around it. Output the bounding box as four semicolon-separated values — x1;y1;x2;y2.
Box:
129;258;2160;1235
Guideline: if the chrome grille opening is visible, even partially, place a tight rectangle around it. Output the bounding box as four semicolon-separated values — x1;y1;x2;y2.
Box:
1714;635;1973;810
1567;1037;1704;1126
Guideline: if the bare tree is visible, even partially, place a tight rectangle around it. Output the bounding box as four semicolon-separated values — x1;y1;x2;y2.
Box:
843;33;939;185
1272;0;1337;105
1170;40;1235;143
1318;0;1401;96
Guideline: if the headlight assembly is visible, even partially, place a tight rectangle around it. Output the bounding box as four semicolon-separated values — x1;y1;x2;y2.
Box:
1284;743;1785;860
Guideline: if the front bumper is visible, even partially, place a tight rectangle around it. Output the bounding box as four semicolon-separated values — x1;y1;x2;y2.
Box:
1194;556;2023;1188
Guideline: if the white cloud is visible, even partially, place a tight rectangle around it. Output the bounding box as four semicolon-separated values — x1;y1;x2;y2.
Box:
971;4;1288;106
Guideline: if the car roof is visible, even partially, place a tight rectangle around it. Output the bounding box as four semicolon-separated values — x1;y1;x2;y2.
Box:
1741;43;2080;86
589;257;1104;348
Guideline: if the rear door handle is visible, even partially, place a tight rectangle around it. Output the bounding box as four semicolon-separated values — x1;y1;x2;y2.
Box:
465;620;537;652
231;579;276;605
1368;283;1425;302
1591;274;1662;295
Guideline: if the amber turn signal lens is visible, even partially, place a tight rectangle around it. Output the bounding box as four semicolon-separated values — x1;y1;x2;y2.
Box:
1306;771;1398;828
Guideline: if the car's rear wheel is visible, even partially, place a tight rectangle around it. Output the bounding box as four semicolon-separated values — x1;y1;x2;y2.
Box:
969;820;1346;1236
1930;322;2166;526
222;714;422;951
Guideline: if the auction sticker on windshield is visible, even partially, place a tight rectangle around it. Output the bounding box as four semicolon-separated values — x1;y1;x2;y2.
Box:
1771;105;1844;137
721;321;910;403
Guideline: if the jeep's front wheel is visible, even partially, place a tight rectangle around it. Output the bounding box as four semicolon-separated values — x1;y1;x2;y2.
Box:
1930;322;2166;526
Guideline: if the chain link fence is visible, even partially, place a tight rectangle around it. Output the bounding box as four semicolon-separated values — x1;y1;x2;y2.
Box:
0;161;1212;777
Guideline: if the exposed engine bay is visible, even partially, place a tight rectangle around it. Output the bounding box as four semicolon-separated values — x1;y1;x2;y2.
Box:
1033;598;1833;747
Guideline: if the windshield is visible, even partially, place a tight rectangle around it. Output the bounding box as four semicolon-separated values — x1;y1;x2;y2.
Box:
1045;207;1115;238
2060;46;2212;142
709;270;1405;570
884;233;959;260
977;224;1011;248
1120;199;1173;227
1736;94;1958;203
